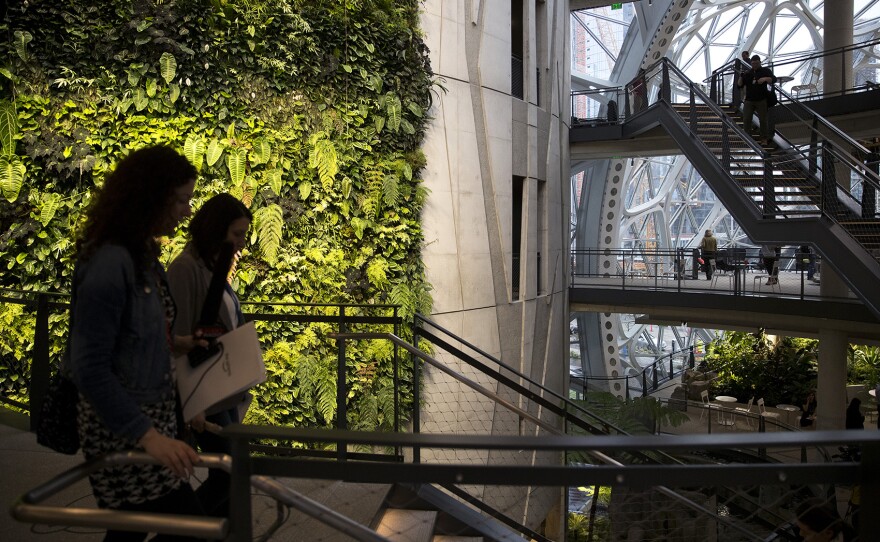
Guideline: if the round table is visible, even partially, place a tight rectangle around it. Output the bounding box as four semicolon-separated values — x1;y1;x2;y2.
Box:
714;396;738;426
776;404;800;426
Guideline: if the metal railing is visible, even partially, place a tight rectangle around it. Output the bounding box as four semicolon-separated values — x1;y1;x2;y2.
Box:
570;247;841;301
570;347;695;401
0;288;405;443
14;429;878;541
570;86;625;125
709;38;880;105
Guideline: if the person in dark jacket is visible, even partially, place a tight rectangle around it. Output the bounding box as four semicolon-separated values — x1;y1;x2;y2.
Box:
737;54;777;146
699;229;718;280
845;398;865;430
68;145;205;541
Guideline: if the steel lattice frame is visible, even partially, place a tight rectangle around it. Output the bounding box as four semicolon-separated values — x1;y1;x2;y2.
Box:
570;0;880;396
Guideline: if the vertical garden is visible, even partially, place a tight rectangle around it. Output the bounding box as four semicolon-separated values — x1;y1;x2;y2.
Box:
0;0;434;432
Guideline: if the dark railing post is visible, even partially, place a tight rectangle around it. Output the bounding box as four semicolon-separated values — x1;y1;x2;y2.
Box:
822;143;837;217
861;441;880;542
652;367;658;391
661;60;671;103
393;307;400;436
863;151;878;218
229;434;253;542
412;324;421;464
709;71;718;103
689;86;697;132
809;116;820;175
688;348;695;370
30;293;51;431
763;156;775;217
721;123;730;171
642;372;648;397
336;306;347;461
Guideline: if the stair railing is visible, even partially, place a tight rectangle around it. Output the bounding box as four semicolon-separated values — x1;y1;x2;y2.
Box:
332;328;774;542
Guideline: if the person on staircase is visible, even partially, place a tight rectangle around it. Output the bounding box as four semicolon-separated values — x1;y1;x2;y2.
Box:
699;229;718;280
737;54;777;147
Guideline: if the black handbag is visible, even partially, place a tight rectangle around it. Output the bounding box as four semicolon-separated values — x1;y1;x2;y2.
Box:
767;87;779;107
36;373;80;454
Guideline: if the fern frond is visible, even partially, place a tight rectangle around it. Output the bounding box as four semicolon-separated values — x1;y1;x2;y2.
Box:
308;137;338;190
382;174;399;208
253;204;283;265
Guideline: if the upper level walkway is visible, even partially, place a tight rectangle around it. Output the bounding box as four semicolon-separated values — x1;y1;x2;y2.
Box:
570;250;880;341
570;84;880;161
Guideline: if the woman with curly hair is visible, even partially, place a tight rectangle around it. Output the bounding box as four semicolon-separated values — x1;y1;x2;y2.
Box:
68;145;205;541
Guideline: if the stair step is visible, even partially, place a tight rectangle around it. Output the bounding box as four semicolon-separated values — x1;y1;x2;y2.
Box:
377;509;439;542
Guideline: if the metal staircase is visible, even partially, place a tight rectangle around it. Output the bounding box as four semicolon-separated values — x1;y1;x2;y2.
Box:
635;58;880;318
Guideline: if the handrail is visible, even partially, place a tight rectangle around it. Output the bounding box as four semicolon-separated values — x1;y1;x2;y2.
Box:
708;37;880;98
330;331;793;542
412;315;636;437
10;451;393;542
222;425;880;542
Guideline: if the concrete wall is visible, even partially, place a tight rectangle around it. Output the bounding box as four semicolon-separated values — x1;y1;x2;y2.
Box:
419;0;571;535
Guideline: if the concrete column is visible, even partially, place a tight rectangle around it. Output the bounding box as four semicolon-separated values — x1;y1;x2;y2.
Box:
824;0;853;96
816;329;848;430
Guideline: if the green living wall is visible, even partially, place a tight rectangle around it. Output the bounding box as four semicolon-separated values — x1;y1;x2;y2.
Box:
0;0;434;433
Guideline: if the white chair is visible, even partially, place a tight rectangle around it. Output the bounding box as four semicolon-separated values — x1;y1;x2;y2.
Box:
757;398;780;428
792;67;821;98
700;389;721;422
735;397;755;429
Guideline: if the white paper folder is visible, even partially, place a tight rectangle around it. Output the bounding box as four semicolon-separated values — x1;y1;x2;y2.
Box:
175;321;266;421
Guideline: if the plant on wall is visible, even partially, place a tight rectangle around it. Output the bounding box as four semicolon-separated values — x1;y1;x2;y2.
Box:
0;0;434;432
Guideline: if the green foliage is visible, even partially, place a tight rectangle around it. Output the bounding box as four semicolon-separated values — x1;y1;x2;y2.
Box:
704;332;818;406
848;345;880;388
0;0;434;432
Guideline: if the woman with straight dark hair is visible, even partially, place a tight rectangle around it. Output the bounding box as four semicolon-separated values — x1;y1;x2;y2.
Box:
68;145;205;541
167;193;252;517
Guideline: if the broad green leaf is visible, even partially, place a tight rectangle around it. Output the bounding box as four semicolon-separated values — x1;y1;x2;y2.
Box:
268;168;283;195
298;181;311;200
133;88;148;111
400;118;415;135
254;204;283;265
39;193;61;226
159;52;177;84
247;40;256;52
407;102;423;117
226;122;236;139
0;68;15;81
386;94;402;132
183;135;205;171
401;162;412;181
251;140;270;165
341;176;352;199
13;31;32;61
206;139;223;166
341;64;353;73
247;25;256;37
145;78;157;97
226;147;247;186
0;157;25;202
351;217;367;240
374;116;385;133
168;83;180;103
127;69;140;86
0;101;18;156
134;36;151;46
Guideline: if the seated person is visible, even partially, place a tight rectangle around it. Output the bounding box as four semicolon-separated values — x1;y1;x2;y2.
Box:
800;391;817;427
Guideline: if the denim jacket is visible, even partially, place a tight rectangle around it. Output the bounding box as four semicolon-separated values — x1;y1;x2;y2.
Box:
68;244;175;442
